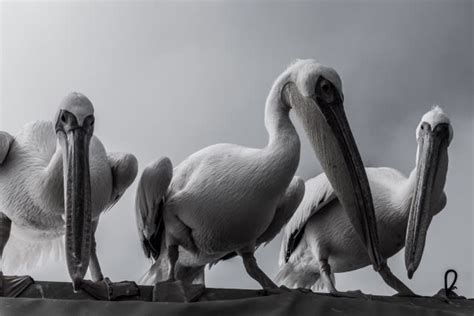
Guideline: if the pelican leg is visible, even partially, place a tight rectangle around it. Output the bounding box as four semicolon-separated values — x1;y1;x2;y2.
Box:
241;251;276;288
163;213;198;281
88;221;104;282
377;261;414;296
153;243;204;302
318;258;367;299
79;220;139;301
318;259;337;293
238;248;289;297
167;244;179;281
0;213;34;297
176;265;205;285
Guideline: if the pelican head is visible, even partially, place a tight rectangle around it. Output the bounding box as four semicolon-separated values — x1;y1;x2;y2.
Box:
54;92;95;290
282;59;382;268
406;106;452;279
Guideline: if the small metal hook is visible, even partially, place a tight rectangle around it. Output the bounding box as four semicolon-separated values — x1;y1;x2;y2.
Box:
444;269;458;295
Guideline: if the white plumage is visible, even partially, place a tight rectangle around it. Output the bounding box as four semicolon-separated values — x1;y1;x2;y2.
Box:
277;107;451;293
0;93;138;296
136;59;382;301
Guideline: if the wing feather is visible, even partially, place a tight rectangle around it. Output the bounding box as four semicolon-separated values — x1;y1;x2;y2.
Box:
135;157;172;259
0;131;14;165
279;173;337;266
106;152;138;211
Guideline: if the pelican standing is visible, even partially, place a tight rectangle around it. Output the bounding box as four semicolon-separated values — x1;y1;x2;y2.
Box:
136;59;409;301
0;92;138;299
276;106;451;293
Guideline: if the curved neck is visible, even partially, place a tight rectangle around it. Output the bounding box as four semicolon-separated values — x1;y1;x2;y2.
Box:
264;71;298;149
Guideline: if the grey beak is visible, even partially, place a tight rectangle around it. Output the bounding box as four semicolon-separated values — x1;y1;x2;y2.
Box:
405;122;450;279
316;96;383;269
285;79;383;270
56;111;94;290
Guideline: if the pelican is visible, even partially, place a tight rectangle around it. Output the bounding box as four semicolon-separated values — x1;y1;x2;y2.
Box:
0;92;138;299
276;106;451;294
136;59;408;301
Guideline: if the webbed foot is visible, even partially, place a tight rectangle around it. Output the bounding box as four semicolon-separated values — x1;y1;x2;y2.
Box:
330;289;369;299
0;273;34;297
258;285;292;296
79;277;139;300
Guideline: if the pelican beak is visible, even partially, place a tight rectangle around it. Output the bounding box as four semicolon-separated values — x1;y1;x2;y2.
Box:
405;122;450;279
285;77;382;269
56;110;95;291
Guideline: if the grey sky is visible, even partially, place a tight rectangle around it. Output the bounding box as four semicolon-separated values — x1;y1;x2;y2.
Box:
1;1;472;296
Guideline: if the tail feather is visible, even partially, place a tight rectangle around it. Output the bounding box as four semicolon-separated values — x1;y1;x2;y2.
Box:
3;231;64;274
275;261;334;293
139;259;206;286
275;261;320;289
311;272;335;293
139;258;168;285
135;157;172;260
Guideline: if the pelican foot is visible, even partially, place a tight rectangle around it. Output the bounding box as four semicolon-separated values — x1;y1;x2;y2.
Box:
257;285;292;296
79;277;140;300
330;289;369;300
153;280;205;303
0;274;34;297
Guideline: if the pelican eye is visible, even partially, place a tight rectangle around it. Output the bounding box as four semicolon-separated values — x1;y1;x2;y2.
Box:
321;82;331;94
61;113;67;123
315;77;335;104
83;115;95;131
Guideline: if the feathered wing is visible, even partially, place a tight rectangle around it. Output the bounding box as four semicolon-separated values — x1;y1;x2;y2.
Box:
0;131;14;165
135;157;173;260
106;152;139;211
279;173;337;267
209;177;305;267
256;176;305;246
276;167;405;291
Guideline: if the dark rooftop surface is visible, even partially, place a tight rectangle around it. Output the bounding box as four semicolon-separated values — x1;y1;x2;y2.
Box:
0;281;473;316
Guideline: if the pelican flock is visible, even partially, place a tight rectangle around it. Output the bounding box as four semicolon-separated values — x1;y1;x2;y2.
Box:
134;59;411;301
0;60;456;303
276;106;451;293
0;93;138;299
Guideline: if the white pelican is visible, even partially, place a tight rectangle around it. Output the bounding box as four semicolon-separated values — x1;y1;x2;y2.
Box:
276;106;451;294
136;59;402;301
0;92;138;299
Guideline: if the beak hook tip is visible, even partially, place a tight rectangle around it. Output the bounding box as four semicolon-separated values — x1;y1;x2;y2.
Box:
407;265;415;280
72;277;83;293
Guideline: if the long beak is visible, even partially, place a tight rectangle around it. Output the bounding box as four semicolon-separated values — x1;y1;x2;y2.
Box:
285;82;383;269
405;123;450;279
61;126;93;290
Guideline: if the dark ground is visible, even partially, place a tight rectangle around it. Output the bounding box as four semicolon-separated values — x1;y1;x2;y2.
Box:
0;281;473;316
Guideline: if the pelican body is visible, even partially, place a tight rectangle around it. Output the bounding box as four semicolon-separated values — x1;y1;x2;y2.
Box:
276;107;451;293
136;59;406;301
0;121;111;242
0;93;138;298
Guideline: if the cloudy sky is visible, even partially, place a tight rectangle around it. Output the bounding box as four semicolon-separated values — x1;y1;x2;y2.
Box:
1;1;472;297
